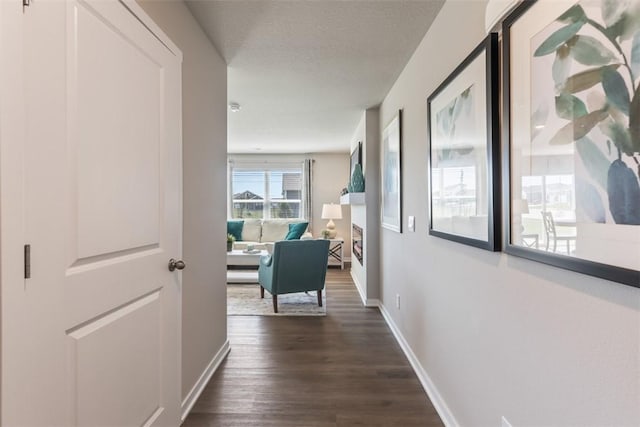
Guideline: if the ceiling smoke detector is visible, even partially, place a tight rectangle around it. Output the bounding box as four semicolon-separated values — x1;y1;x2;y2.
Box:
229;102;241;112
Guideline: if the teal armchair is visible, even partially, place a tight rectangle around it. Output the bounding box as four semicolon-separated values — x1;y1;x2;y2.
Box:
258;240;330;313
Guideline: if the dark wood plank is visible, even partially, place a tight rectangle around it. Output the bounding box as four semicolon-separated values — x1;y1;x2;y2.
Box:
183;268;444;427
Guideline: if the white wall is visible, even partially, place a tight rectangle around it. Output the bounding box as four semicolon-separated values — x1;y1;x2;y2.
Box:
364;108;380;301
378;1;640;425
349;109;381;304
313;153;352;259
350;115;367;297
228;153;352;259
137;0;228;408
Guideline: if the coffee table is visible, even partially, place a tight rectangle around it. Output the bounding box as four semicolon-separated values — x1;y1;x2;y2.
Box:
226;249;268;284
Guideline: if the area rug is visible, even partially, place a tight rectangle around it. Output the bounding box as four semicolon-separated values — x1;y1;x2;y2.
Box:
227;285;326;316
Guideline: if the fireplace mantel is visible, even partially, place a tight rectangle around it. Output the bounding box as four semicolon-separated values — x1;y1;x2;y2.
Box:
339;192;365;205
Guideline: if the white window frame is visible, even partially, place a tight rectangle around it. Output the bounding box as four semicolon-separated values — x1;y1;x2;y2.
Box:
228;161;306;220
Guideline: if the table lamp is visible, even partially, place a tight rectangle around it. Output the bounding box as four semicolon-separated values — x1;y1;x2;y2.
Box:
321;203;342;239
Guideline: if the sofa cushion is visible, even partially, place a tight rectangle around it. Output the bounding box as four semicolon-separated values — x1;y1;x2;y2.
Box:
261;219;298;242
285;222;309;240
227;220;244;242
241;219;262;242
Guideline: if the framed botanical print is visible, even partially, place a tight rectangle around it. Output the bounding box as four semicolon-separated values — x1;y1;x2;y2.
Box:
350;141;362;180
427;33;501;251
381;111;402;232
503;0;640;287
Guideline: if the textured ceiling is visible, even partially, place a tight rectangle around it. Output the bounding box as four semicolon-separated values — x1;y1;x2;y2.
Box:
186;0;445;153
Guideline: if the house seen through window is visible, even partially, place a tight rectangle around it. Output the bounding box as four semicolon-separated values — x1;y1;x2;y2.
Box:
230;165;304;219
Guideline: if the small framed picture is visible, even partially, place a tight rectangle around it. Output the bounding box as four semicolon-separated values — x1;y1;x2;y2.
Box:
427;33;501;251
381;111;403;233
350;141;362;180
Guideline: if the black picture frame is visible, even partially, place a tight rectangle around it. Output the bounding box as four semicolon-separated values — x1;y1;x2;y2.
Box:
427;33;501;251
502;0;639;287
350;141;362;180
381;111;403;233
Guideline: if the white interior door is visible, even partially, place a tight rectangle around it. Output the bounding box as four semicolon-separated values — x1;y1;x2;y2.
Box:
1;1;183;425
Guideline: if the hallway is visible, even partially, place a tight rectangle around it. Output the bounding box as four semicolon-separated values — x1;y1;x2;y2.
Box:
183;269;444;426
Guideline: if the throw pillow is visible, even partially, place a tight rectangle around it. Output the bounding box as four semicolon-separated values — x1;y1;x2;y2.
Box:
227;220;244;242
285;222;308;240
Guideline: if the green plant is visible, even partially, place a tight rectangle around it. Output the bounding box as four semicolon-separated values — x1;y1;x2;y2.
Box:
533;0;640;225
227;233;236;243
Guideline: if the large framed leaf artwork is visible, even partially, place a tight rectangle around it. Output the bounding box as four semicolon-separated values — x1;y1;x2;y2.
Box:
427;33;501;251
503;0;640;287
381;111;402;233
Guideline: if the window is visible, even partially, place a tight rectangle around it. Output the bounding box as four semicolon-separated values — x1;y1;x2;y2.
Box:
230;163;305;220
431;166;479;218
520;174;576;251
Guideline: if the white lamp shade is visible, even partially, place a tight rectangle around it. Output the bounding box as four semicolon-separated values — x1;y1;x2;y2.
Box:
321;203;342;220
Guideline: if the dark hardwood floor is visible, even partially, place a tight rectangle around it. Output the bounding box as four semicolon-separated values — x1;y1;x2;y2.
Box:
183;268;444;427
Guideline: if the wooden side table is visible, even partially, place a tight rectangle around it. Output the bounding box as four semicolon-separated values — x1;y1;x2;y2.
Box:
323;238;344;269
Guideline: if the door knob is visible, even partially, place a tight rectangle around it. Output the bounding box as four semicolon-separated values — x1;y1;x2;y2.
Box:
168;258;186;272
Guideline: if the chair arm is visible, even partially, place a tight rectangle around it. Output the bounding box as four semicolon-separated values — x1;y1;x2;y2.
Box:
260;255;273;267
258;254;275;294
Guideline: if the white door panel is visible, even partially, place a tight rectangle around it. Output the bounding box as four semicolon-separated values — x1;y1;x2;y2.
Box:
72;0;162;259
1;1;182;425
69;291;162;426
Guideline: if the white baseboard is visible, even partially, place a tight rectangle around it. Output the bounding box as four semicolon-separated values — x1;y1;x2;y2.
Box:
350;269;365;302
350;270;366;304
365;298;379;307
181;340;231;422
349;270;379;307
378;303;459;427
